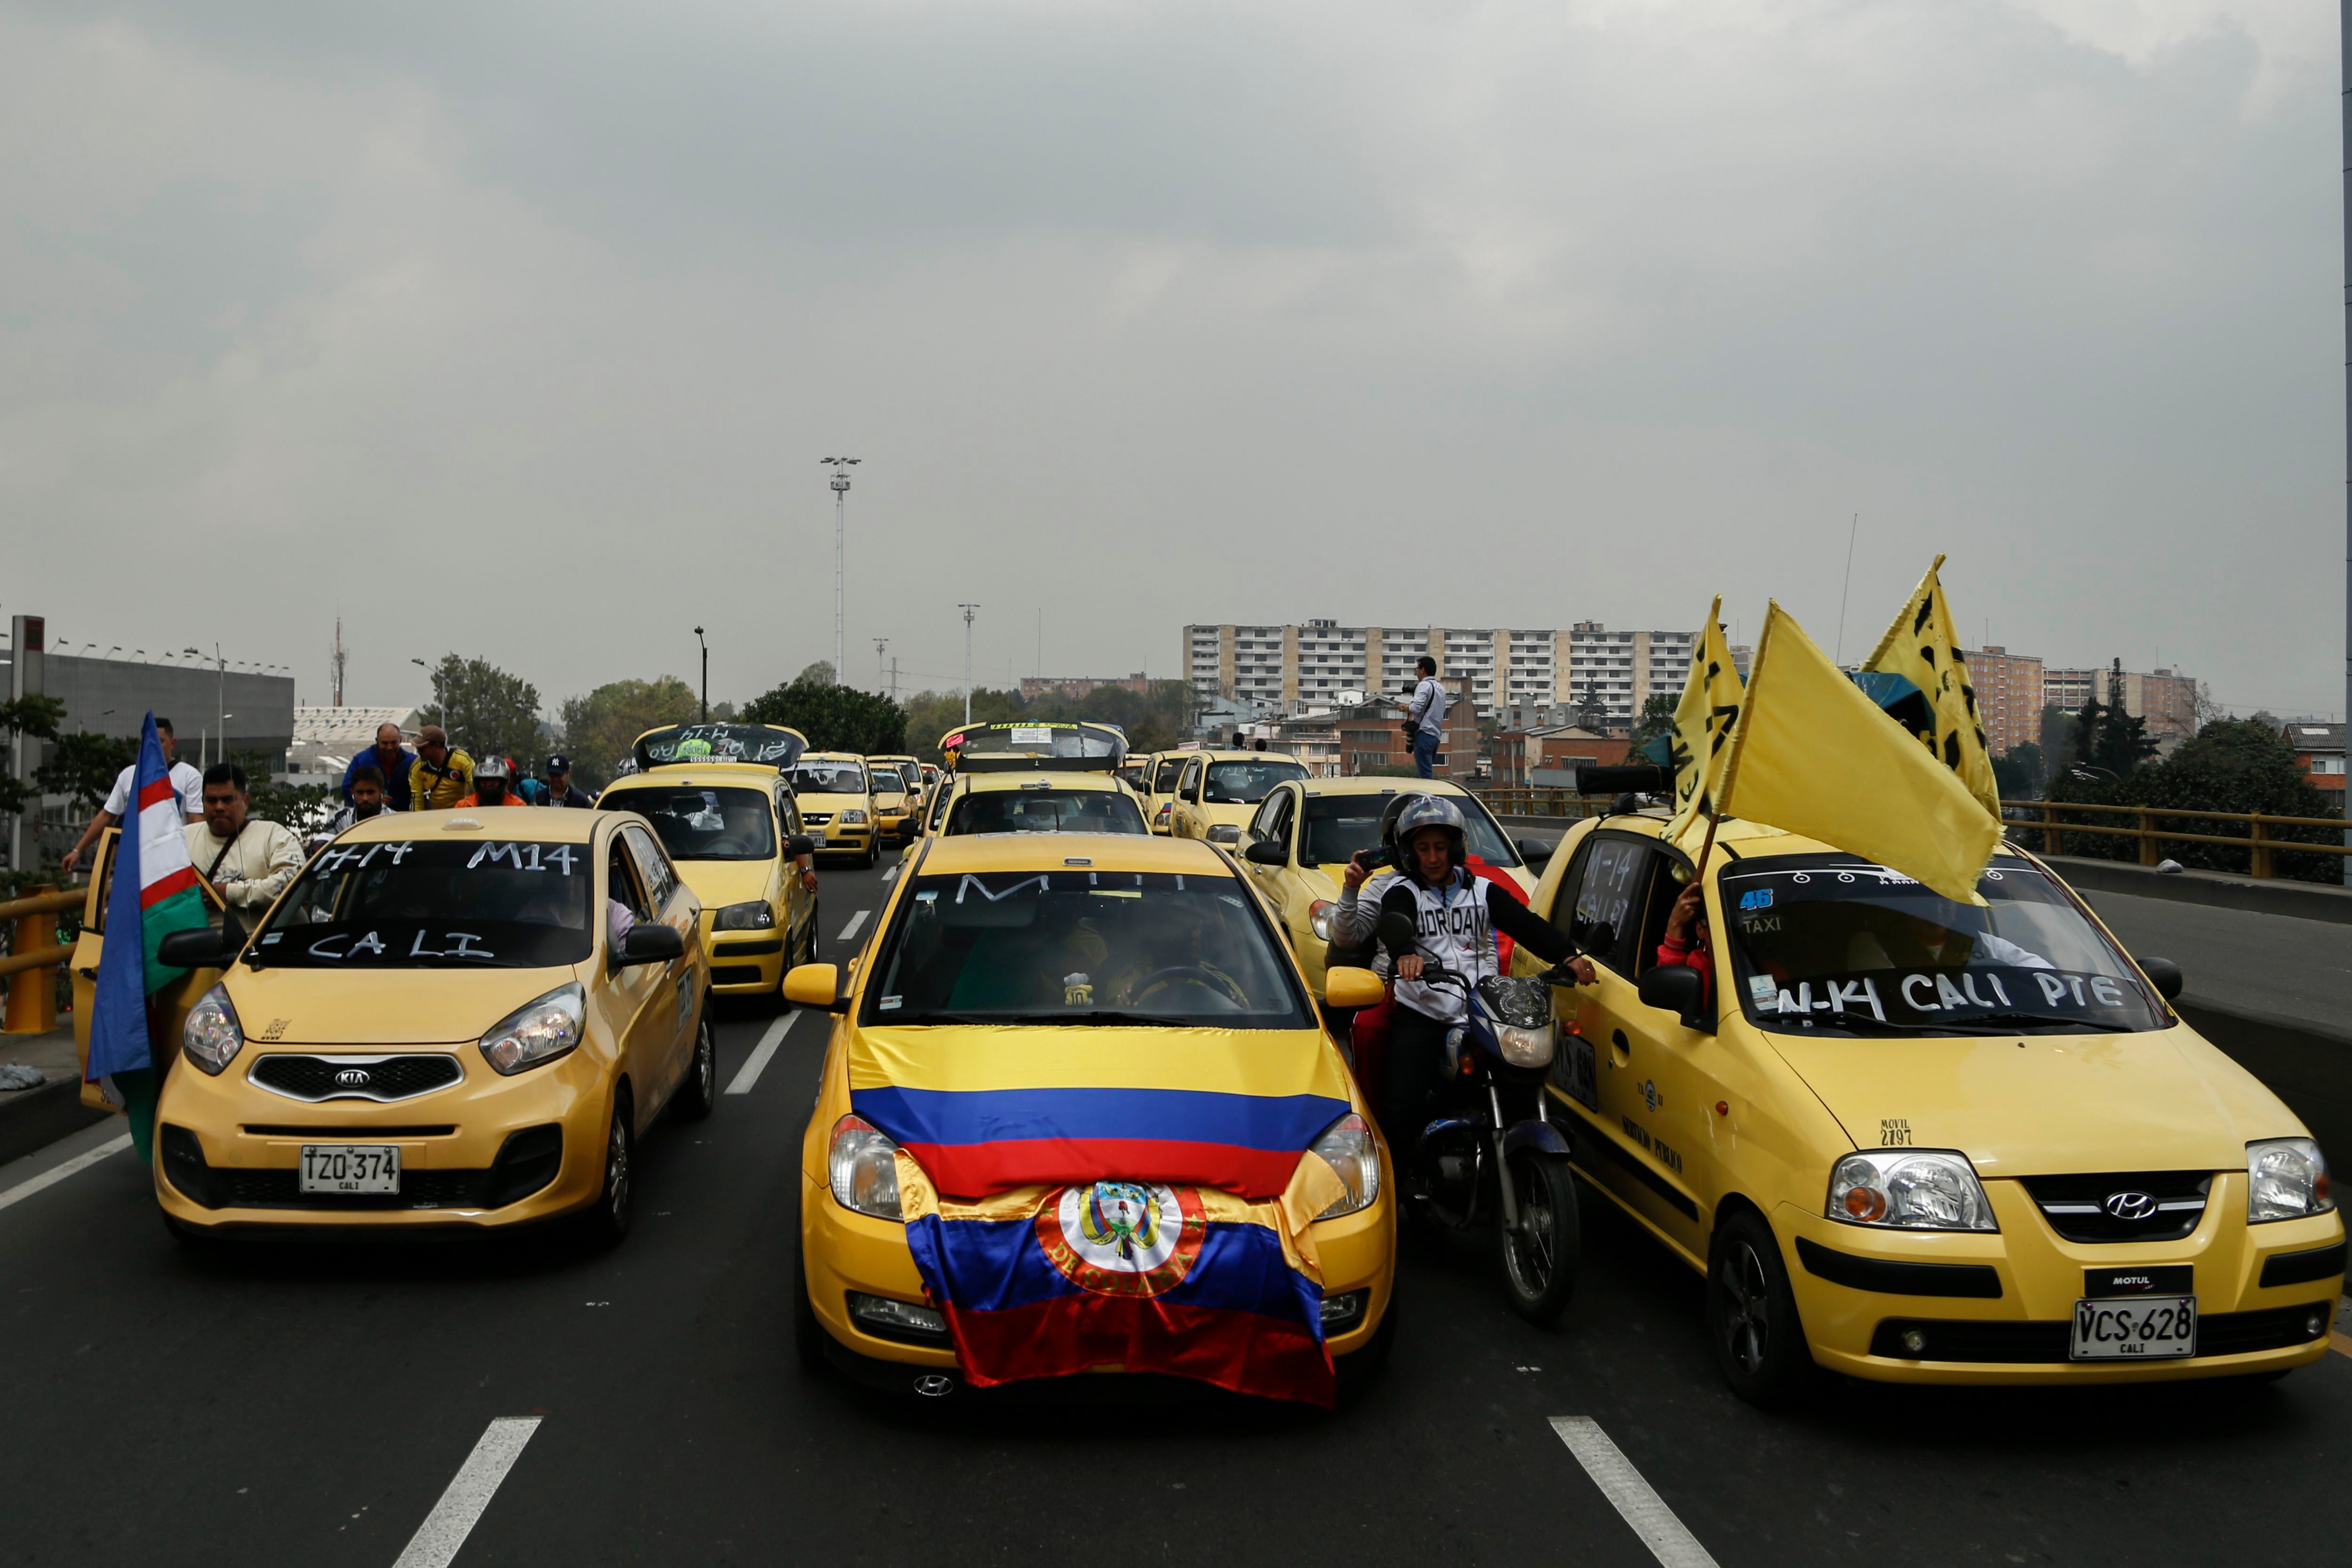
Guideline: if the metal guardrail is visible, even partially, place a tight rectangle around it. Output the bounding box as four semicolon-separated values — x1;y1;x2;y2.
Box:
2001;800;2352;878
0;886;80;1034
1470;787;1610;819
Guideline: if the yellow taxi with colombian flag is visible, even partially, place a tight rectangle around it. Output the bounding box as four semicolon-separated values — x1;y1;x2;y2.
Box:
787;752;879;868
1526;808;2344;1402
146;806;711;1246
596;723;821;1003
1236;776;1550;993
1166;750;1307;848
788;832;1394;1402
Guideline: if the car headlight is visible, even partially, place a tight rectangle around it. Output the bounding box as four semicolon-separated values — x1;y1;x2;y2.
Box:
713;900;776;931
1828;1149;1998;1232
1308;899;1335;942
1494;1022;1556;1069
2248;1138;2333;1223
478;982;585;1075
182;984;245;1075
829;1114;903;1219
840;809;868;824
1310;1113;1381;1218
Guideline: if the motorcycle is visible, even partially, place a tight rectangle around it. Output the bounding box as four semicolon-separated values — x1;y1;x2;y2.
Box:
1375;911;1585;1327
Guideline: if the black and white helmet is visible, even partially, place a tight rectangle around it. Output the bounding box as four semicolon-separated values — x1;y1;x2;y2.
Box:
1385;793;1469;873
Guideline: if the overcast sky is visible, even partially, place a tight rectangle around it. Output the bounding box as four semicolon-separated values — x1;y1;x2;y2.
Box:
3;0;2341;719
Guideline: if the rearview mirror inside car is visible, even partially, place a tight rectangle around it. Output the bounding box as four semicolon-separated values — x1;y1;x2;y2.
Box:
1243;839;1287;866
2135;956;2185;1002
1323;967;1385;1010
1637;963;1708;1028
157;928;235;969
617;923;685;966
784;962;846;1012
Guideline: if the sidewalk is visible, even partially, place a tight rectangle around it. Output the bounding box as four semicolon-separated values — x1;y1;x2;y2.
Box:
0;1025;104;1168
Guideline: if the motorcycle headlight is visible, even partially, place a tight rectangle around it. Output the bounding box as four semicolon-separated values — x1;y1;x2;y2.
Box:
1828;1149;1998;1232
1494;1022;1556;1069
1310;1113;1381;1218
2248;1138;2333;1223
182;984;245;1075
478;982;585;1075
713;900;776;931
829;1114;903;1219
1308;900;1335;942
840;809;868;824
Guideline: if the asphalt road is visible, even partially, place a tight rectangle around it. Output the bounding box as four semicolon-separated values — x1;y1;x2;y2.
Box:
5;853;2351;1568
2077;888;2352;1035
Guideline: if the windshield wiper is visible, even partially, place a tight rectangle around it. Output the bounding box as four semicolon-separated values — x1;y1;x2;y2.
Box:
985;1010;1203;1027
1921;1011;2108;1036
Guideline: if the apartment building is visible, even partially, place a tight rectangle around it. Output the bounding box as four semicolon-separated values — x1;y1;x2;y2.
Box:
1183;618;1696;724
1963;646;2044;756
2043;663;2200;746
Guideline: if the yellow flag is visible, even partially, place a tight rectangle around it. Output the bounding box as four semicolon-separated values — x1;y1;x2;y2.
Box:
1719;603;2000;906
1662;596;1744;845
1864;554;2000;820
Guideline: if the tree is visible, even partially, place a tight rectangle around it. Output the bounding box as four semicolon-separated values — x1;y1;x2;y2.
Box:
1990;741;2043;800
2087;704;2158;777
557;676;700;789
1629;692;1677;748
0;696;64;818
796;660;837;688
2049;719;2342;882
418;655;543;769
37;731;135;815
900;688;1025;761
741;677;906;753
2039;704;2080;771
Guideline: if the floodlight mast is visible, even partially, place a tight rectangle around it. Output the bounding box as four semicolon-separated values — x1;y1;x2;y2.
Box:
821;458;860;685
958;603;979;724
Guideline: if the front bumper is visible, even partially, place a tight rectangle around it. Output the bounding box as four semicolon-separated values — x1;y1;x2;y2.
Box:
703;926;787;993
810;827;874;857
153;1042;613;1232
799;1173;1397;1377
1779;1174;2344;1384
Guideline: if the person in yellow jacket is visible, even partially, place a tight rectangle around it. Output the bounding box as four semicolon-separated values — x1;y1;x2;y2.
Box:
408;725;475;810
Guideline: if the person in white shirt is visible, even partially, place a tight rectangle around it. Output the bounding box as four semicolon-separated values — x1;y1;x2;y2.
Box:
1406;657;1448;780
61;717;204;877
184;763;303;919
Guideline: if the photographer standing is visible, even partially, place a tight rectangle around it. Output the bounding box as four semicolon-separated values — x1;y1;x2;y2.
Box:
1405;656;1447;779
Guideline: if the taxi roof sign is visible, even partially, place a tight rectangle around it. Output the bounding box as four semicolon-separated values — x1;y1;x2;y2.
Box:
939;719;1127;773
633;722;809;772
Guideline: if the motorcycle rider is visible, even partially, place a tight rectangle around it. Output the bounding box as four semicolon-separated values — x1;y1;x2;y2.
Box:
1334;795;1594;1151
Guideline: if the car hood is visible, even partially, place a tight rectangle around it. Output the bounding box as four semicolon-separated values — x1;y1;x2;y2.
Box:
1763;1022;2301;1177
799;793;867;809
674;858;775;915
218;964;578;1046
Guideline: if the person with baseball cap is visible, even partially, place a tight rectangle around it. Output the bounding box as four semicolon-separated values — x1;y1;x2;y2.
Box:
542;754;595;808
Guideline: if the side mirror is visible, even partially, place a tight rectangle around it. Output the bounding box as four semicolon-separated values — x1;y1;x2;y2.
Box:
1375;910;1418;957
617;923;685;966
1206;824;1241;846
785;834;816;858
2136;956;2185;1002
1516;836;1555;865
785;962;846;1012
1636;963;1708;1027
1243;839;1288;866
158;928;235;969
1323;966;1385;1010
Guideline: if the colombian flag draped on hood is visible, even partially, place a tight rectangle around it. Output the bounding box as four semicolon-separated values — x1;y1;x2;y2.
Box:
850;1025;1356;1404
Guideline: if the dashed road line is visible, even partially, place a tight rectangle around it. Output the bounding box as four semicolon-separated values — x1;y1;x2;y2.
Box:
882;862;900;883
1549;1416;1720;1568
726;1012;801;1096
0;1132;132;1214
837;909;870;943
390;1417;541;1568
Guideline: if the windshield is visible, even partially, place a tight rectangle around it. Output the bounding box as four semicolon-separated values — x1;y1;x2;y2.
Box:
1203;759;1306;804
1719;853;2167;1036
864;869;1312;1027
619;786;775;862
254;839;594;969
635;722;803;770
791;762;866;795
945;788;1148;836
1300;791;1519;867
872;772;907;798
946;723;1122;761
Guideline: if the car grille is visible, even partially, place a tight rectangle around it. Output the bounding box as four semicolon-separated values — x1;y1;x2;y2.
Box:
248;1053;464;1104
710;965;764;986
2018;1170;2211;1243
802;812;833;826
1868;1305;2328;1363
159;1124;563;1213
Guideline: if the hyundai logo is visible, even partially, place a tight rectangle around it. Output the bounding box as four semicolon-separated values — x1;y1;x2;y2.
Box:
2103;1190;2159;1221
334;1068;373;1089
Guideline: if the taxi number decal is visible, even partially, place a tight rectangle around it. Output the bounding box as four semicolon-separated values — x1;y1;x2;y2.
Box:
1620;1115;1684;1175
1880;1118;1913;1147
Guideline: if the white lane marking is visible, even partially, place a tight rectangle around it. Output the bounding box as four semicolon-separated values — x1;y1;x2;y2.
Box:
0;1132;132;1214
1549;1417;1720;1568
391;1417;542;1568
725;1012;801;1096
837;909;870;943
882;862;900;883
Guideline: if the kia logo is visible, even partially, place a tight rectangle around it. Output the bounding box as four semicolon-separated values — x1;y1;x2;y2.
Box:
2103;1190;2159;1221
334;1068;373;1089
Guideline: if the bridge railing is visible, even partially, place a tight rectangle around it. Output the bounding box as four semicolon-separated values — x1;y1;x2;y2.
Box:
1471;785;1609;820
2000;800;2352;879
0;886;81;1034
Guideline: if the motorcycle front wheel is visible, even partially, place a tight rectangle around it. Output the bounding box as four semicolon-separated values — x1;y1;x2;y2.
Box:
1497;1150;1581;1326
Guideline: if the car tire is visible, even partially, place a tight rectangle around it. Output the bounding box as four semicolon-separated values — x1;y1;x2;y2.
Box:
793;1243;831;1376
580;1093;636;1250
673;1004;716;1123
1497;1151;1581;1327
859;840;877;870
1335;1288;1398;1396
1707;1207;1814;1408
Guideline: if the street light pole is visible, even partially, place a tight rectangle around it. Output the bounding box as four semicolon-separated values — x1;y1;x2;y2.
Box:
873;637;888;695
694;626;708;723
2342;0;2350;881
821;457;860;684
959;604;979;724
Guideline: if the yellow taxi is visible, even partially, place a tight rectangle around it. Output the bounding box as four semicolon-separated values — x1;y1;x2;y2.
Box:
1526;810;2344;1401
141;807;712;1245
1141;748;1189;835
596;723;821;1003
788;752;879;868
926;769;1151;837
788;832;1394;1400
867;755;922;846
1236;777;1550;992
1167;750;1307;848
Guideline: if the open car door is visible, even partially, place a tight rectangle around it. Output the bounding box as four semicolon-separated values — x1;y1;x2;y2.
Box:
70;827;230;1112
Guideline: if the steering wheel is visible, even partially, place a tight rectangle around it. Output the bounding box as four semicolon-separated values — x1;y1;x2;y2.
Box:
1129;964;1249;1008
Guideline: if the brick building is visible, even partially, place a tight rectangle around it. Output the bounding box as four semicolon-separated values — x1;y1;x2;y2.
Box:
2283;722;2345;795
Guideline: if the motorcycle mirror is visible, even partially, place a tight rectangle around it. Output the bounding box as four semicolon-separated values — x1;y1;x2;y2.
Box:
1375;910;1418;956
